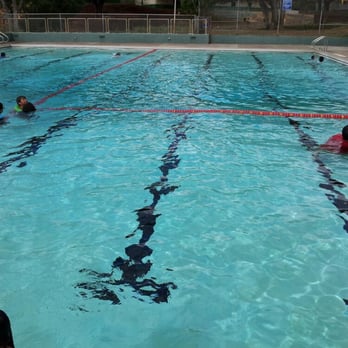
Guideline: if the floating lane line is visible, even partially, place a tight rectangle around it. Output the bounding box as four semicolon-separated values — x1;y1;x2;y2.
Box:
41;106;348;119
35;49;157;106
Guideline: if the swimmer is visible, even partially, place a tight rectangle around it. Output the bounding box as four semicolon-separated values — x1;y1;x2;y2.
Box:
0;52;6;58
14;96;26;112
0;310;15;348
320;125;348;154
310;55;324;63
14;96;36;113
112;52;121;57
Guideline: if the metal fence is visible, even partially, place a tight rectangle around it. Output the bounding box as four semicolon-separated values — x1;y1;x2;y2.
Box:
1;11;347;36
0;13;209;35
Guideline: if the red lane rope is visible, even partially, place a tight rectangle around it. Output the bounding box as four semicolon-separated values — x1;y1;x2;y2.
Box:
40;106;348;119
34;49;157;106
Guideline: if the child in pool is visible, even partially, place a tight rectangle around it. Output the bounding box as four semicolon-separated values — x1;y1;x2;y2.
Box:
14;96;36;113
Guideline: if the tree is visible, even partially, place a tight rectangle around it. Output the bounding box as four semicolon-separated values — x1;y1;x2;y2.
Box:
0;0;86;13
0;0;23;15
179;0;217;15
26;0;86;13
92;0;104;13
0;0;24;31
317;0;335;12
258;0;336;30
258;0;280;29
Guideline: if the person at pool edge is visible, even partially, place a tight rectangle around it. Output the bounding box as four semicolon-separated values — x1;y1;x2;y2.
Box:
14;96;36;113
0;310;15;348
321;125;348;154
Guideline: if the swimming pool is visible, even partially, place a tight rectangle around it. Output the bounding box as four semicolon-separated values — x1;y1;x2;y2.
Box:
1;46;348;347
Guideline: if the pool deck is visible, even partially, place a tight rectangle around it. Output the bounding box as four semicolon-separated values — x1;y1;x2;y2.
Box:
10;42;348;64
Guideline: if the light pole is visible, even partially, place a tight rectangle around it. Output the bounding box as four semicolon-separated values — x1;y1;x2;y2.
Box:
277;0;282;35
318;0;324;34
236;0;240;30
173;0;177;34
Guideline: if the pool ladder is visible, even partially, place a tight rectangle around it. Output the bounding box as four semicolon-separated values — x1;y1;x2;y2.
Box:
0;31;9;44
311;35;328;52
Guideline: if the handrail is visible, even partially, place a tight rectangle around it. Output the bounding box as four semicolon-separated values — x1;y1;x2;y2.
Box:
0;31;9;43
311;35;328;51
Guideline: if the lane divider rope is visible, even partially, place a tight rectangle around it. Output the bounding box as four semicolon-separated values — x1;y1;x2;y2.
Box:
41;107;348;119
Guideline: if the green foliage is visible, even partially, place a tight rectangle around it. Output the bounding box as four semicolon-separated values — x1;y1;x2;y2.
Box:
292;0;317;11
179;0;217;15
179;0;198;14
21;0;87;13
292;0;336;12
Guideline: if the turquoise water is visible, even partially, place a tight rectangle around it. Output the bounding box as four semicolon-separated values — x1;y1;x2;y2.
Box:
1;47;348;347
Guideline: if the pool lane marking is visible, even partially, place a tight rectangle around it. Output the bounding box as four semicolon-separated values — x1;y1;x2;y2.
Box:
0;114;79;174
289;118;348;233
35;49;157;106
75;53;215;306
251;53;348;225
41;106;348;119
31;51;93;73
252;53;348;305
3;51;93;89
296;55;348;101
252;54;348;187
76;114;189;304
2;49;56;62
291;54;348;228
251;53;288;110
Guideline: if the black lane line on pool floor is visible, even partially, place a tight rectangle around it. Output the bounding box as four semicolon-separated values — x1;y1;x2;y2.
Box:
252;53;348;225
1;49;56;63
251;53;287;110
0;113;80;174
296;55;348;102
75;53;214;306
253;53;348;304
289;119;348;231
0;51;158;169
35;49;157;106
108;52;172;104
2;51;93;88
293;54;348;217
76;114;190;305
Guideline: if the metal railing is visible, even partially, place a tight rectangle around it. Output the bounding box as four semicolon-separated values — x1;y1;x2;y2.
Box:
0;13;209;35
0;31;9;42
311;35;328;52
1;12;347;36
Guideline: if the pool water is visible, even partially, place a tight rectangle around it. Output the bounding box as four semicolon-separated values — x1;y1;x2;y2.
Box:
1;47;348;347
